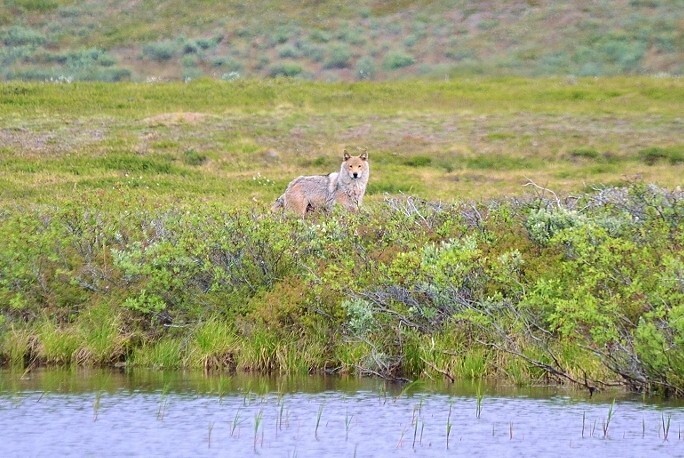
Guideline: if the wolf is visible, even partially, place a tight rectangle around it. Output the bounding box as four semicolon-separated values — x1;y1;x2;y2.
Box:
272;149;369;216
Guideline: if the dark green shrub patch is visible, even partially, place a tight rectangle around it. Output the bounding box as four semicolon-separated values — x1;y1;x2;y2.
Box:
638;146;684;165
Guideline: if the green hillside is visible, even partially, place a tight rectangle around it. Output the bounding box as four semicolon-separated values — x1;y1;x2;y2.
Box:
1;0;682;81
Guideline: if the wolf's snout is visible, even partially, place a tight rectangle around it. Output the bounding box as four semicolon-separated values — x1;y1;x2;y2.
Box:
353;173;358;178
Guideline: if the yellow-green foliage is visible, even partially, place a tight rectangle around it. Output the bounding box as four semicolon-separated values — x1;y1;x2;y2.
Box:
74;303;129;365
130;338;184;369
1;326;32;367
187;318;239;370
35;319;80;365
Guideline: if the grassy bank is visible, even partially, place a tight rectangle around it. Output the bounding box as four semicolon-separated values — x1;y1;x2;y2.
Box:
1;78;683;396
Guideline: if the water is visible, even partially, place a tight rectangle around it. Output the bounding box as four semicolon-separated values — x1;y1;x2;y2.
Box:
1;368;683;457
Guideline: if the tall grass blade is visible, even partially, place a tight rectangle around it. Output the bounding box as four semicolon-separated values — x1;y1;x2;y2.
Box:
315;403;324;440
602;399;615;439
253;409;263;452
446;404;453;450
662;412;672;441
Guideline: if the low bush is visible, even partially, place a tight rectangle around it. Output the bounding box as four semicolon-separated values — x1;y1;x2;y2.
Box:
1;25;46;46
0;184;682;395
142;40;179;61
383;52;415;70
268;63;303;78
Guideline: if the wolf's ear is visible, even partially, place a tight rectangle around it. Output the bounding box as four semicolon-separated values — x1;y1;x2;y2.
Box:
343;150;351;161
360;149;368;161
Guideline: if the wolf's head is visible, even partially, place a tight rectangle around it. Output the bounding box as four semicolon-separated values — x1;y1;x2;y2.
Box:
342;149;369;180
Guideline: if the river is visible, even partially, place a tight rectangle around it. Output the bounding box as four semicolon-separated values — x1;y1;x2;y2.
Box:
1;368;682;457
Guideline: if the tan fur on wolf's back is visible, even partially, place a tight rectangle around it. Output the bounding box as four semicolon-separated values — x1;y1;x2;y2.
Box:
272;149;369;216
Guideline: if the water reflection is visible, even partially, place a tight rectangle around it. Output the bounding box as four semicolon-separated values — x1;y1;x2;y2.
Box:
1;368;683;457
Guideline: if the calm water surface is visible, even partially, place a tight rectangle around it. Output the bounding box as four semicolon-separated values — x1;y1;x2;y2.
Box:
1;368;683;457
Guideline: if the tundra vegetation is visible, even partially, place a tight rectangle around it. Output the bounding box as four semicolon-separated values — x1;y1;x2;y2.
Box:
0;0;681;81
0;78;682;397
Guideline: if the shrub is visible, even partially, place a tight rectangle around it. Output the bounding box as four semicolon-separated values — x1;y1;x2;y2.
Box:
383;51;415;70
270;25;296;45
355;56;376;80
525;207;586;246
268;63;303;78
212;56;242;72
297;41;325;62
1;184;683;391
310;29;332;43
342;299;375;336
278;44;301;59
324;44;352;69
142;40;179;61
2;26;46;46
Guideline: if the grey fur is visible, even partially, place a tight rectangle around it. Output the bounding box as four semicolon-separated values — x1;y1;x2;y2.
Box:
272;150;369;216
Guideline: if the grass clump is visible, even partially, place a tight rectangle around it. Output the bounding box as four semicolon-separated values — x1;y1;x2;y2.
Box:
404;155;432;167
130;338;184;369
638;146;684;165
187;318;239;370
35;320;80;365
73;303;129;365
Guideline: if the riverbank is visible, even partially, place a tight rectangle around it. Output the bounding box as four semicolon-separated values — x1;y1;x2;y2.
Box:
1;184;682;396
1;78;682;395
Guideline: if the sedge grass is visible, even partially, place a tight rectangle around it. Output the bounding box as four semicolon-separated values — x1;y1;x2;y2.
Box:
92;391;103;422
475;384;484;419
446;404;453;449
602;399;616;439
207;421;214;449
253;408;264;451
35;320;80;365
344;409;353;442
187;318;238;370
315;403;324;440
231;408;243;438
661;412;672;441
74;303;128;366
130;338;183;369
1;326;31;367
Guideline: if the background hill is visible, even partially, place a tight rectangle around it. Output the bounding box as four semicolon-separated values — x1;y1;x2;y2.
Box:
1;0;681;81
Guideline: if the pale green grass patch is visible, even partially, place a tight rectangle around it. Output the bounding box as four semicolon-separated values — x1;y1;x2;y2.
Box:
187;318;239;370
131;338;184;369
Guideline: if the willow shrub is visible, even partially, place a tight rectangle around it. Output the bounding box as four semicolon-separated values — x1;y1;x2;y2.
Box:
0;184;682;394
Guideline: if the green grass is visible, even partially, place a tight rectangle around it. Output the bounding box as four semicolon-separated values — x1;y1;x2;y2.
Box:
187;318;239;370
130;338;184;369
0;78;681;207
36;320;80;365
